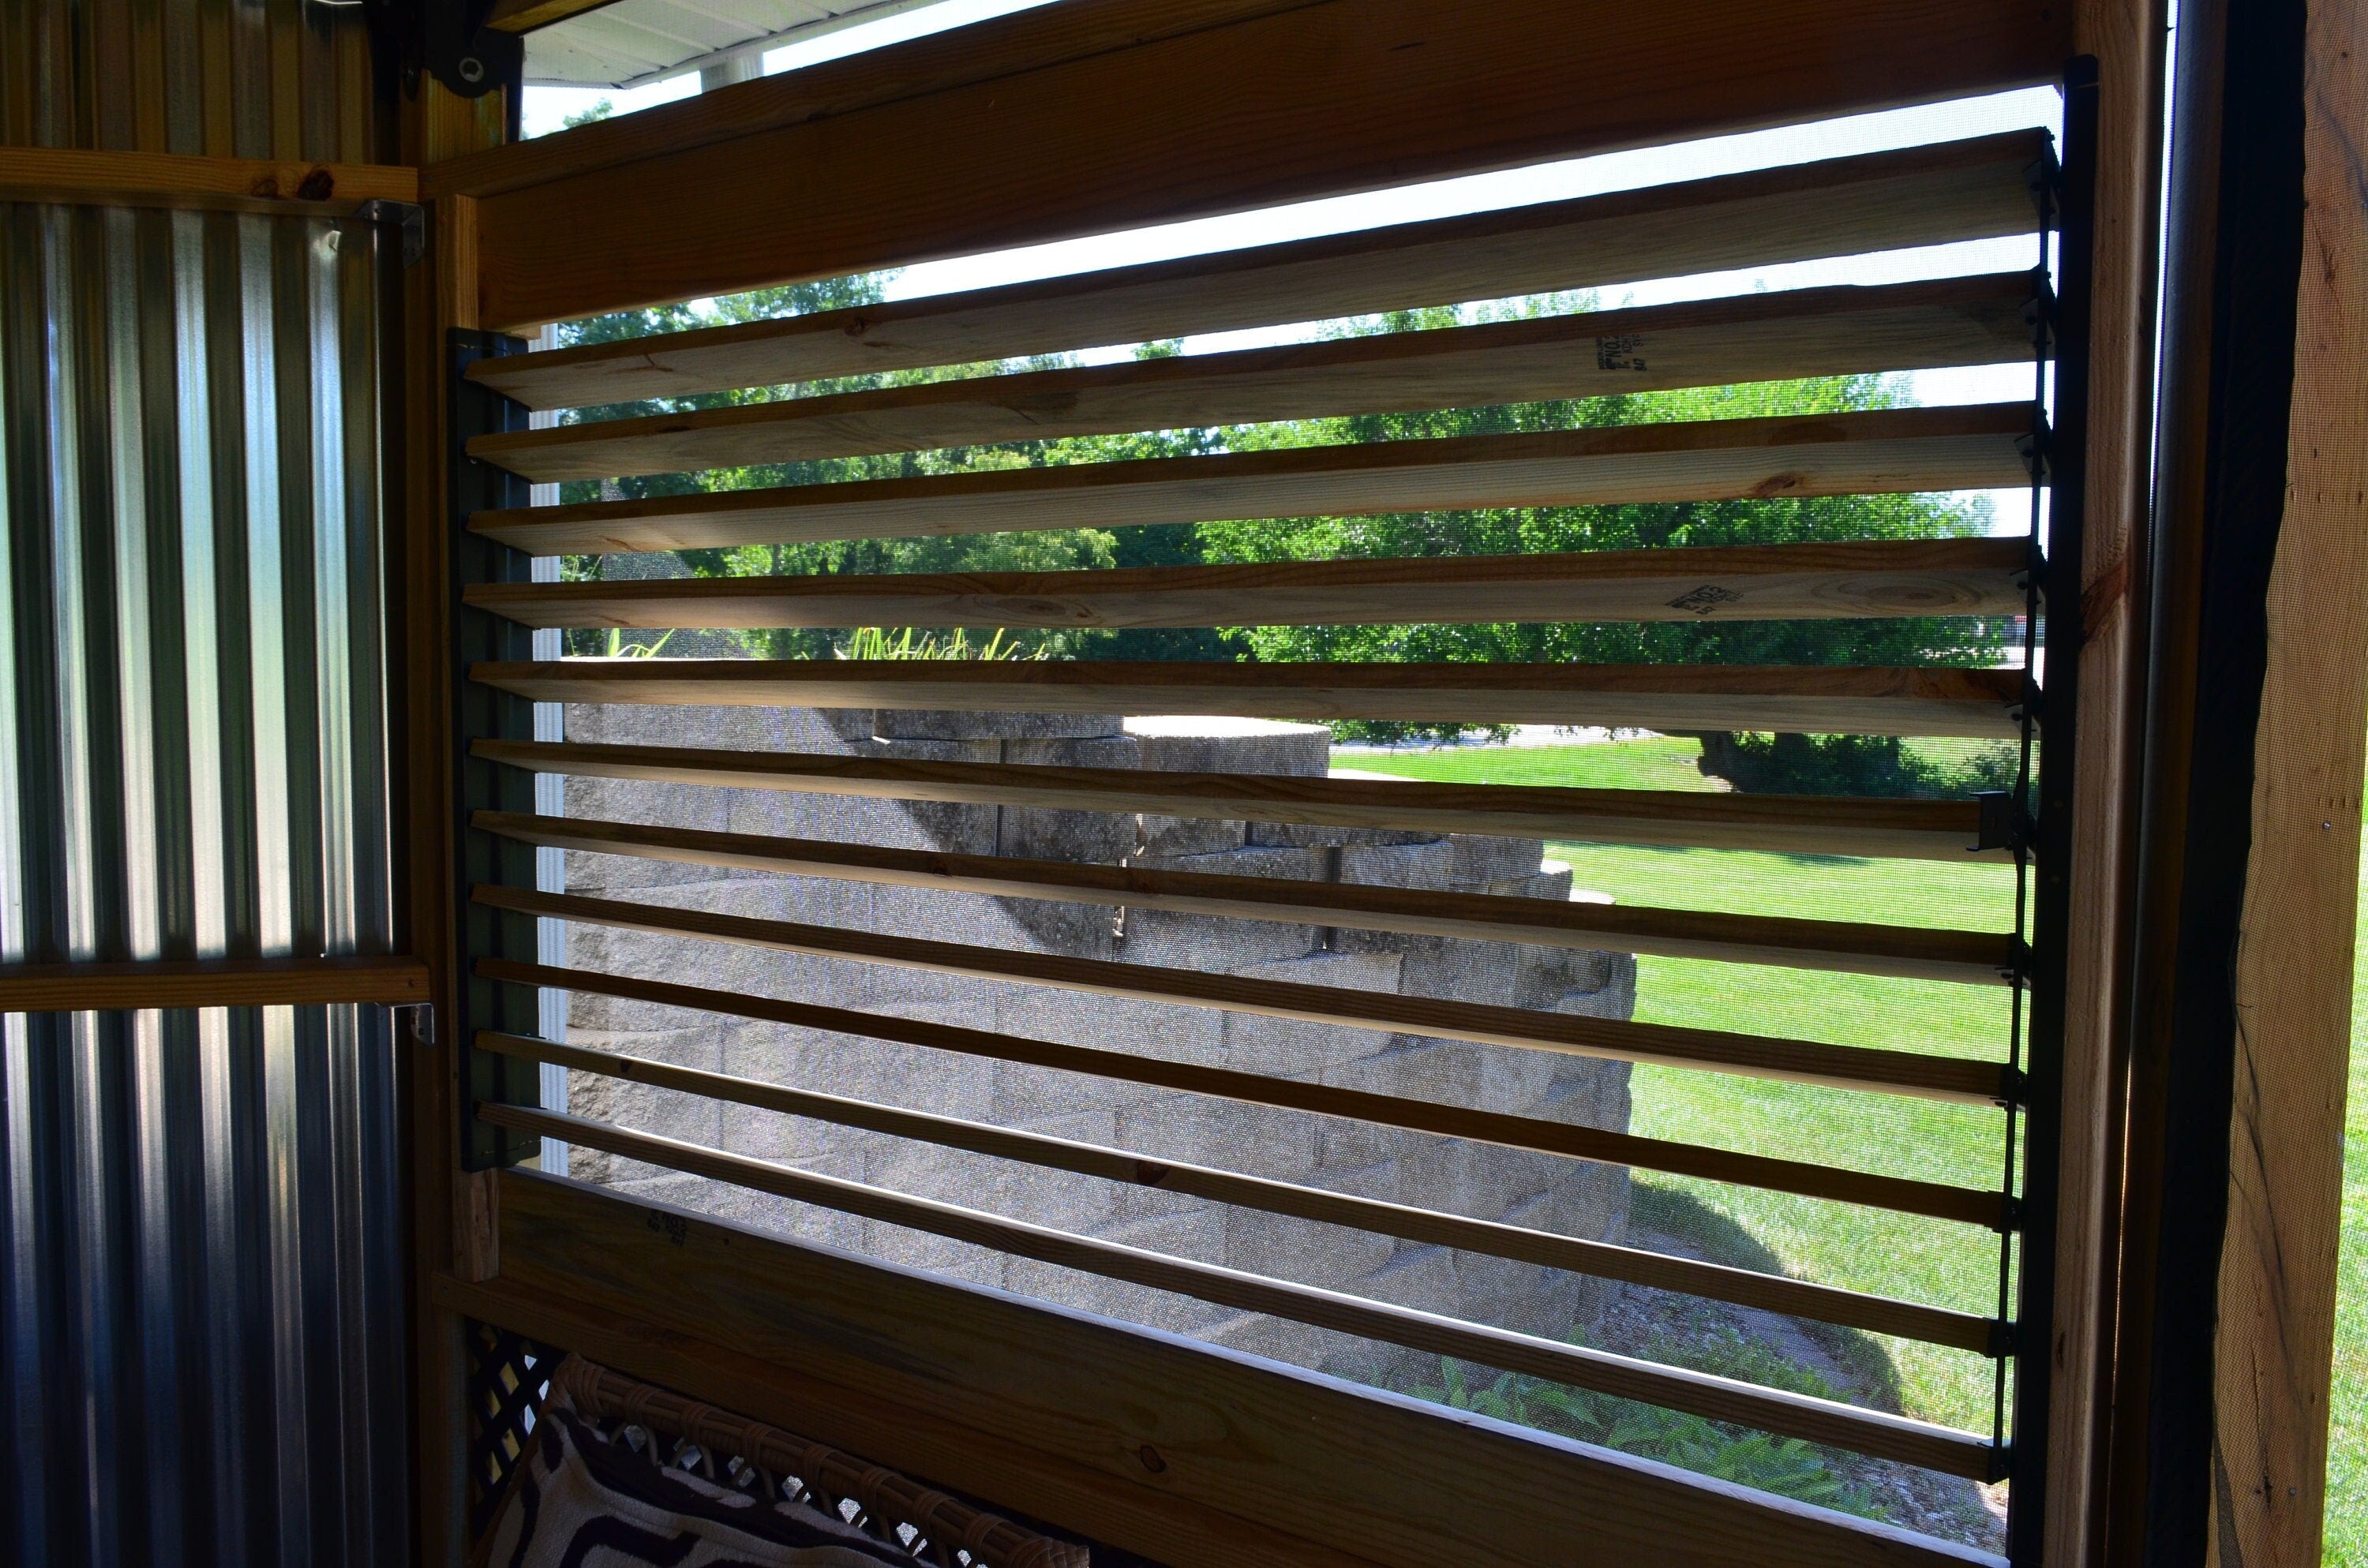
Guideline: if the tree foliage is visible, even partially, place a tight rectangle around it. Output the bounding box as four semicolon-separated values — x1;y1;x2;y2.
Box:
550;290;2014;783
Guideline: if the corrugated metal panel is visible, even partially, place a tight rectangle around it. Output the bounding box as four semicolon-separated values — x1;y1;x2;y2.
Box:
0;3;404;1566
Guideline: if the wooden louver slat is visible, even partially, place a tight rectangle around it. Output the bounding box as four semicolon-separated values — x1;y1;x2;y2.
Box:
479;956;2006;1228
465;133;2049;410
474;884;2010;1103
474;739;2001;861
474;1028;2003;1353
466;403;2040;557
466;537;2032;632
476;810;2016;986
472;659;2025;738
466;274;2043;484
480;1102;1995;1478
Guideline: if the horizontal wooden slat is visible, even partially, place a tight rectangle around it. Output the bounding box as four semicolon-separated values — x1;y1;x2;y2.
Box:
475;884;2009;1102
474;737;2002;860
0;955;431;1013
477;810;2017;986
455;0;2068;331
479;1103;1995;1479
478;1027;2002;1353
470;275;2040;484
467;537;2032;632
469;403;2040;556
467;1177;2006;1568
469;134;2048;410
0;147;420;215
481;956;2007;1228
472;657;2025;738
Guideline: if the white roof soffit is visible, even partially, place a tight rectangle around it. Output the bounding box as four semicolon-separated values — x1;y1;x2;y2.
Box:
521;0;950;90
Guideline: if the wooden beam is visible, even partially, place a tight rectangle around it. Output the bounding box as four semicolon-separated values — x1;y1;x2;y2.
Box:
466;403;2040;556
484;0;627;30
459;1174;2005;1568
2039;2;2169;1561
468;275;2041;483
2204;2;2366;1561
474;808;2017;985
477;1028;2001;1352
475;737;2002;861
0;955;431;1013
485;1104;1997;1477
457;0;2070;330
482;956;2003;1226
0;147;419;215
429;2;1316;200
474;882;2012;1104
470;658;2026;739
466;133;2049;409
466;537;2033;632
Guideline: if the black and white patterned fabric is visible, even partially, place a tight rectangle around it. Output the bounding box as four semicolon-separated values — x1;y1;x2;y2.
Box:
480;1387;912;1568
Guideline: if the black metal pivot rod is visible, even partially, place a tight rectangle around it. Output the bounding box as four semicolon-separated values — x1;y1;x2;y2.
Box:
451;327;544;1170
2005;55;2100;1568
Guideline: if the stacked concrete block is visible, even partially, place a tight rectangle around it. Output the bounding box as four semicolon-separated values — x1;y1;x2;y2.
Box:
561;703;1638;1389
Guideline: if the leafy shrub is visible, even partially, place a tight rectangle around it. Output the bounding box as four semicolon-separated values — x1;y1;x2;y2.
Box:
1692;732;2020;799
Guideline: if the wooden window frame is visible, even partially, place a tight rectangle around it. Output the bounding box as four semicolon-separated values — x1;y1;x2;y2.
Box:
390;2;2186;1562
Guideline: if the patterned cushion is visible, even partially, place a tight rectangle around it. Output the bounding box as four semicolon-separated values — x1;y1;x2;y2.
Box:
481;1386;912;1568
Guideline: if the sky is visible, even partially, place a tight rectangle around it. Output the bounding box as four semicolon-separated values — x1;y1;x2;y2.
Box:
520;0;2063;536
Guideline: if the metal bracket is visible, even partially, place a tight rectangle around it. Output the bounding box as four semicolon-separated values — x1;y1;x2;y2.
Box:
352;198;426;268
392;1002;437;1045
451;326;543;1172
1973;790;2033;855
2018;268;2061;357
369;0;524;103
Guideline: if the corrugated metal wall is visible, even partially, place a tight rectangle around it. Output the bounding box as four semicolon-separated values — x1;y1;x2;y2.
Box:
0;4;407;1566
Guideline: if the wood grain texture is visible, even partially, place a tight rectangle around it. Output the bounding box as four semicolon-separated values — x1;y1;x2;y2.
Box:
398;83;509;1568
467;134;2048;408
470;657;2026;738
481;1103;1995;1477
466;403;2040;556
461;0;2070;329
428;1;1319;200
474;736;2002;860
476;956;2006;1228
466;537;2033;632
470;275;2041;483
2044;2;2169;1561
0;955;429;1012
2205;5;2367;1561
0;146;419;215
484;0;627;29
474;808;2018;986
459;1175;2008;1568
475;1027;2001;1352
474;882;2009;1104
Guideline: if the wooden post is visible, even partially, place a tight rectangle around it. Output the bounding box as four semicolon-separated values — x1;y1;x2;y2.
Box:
395;77;511;1568
2205;0;2366;1560
2048;3;2168;1563
2106;0;2362;1560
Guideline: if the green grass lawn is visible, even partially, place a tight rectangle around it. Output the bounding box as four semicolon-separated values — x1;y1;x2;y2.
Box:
1339;739;2029;1434
1343;734;2367;1540
2329;846;2367;1566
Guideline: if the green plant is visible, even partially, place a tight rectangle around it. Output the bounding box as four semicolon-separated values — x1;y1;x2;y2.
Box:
1692;732;2021;799
1407;1353;1880;1518
834;626;1043;661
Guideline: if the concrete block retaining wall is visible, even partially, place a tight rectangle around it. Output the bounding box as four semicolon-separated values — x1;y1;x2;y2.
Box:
560;701;1635;1387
